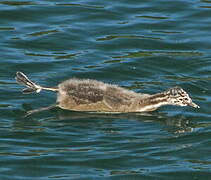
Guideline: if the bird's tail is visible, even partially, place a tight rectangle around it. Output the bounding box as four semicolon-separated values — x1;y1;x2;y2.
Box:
15;71;58;94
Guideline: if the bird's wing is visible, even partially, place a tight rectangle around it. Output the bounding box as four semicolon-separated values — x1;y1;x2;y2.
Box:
67;85;104;105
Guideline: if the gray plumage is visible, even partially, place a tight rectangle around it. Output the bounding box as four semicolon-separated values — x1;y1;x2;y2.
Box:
56;78;150;112
15;72;199;115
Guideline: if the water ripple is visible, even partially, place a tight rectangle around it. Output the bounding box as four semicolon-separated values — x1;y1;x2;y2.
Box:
0;0;210;179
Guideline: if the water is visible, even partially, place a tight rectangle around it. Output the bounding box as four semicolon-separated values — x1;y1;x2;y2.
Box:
0;0;211;179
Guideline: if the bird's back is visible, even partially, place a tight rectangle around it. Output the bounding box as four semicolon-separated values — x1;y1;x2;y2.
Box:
56;78;150;112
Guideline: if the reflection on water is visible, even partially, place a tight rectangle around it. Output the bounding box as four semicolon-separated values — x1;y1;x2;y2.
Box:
0;27;15;31
1;0;211;179
25;109;196;134
25;52;78;60
136;15;169;20
27;29;59;37
96;35;161;41
113;50;203;59
0;1;36;6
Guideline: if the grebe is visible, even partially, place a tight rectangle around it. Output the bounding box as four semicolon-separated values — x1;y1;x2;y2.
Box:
16;71;199;115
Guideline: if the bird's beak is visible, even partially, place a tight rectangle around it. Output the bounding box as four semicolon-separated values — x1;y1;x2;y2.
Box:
188;101;200;108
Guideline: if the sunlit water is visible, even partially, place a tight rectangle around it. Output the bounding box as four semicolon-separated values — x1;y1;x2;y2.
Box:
0;0;211;179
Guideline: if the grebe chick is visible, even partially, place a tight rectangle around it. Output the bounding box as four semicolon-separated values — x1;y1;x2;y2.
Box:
15;72;199;115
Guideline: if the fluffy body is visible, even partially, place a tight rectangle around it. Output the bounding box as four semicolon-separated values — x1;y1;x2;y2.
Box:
57;78;152;112
15;72;199;115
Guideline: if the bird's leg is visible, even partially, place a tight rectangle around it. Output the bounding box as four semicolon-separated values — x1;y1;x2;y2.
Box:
25;104;57;117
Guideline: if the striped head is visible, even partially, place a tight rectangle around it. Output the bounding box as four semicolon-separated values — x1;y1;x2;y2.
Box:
165;86;199;108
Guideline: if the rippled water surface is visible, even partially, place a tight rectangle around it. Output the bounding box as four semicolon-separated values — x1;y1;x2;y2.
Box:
1;0;211;179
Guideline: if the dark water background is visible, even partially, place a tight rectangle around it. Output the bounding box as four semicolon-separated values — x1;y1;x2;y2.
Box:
1;0;211;179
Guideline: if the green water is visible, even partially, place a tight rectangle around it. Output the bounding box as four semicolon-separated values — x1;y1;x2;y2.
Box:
0;0;211;179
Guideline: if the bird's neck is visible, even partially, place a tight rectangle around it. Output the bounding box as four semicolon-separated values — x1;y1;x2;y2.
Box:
138;92;170;112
